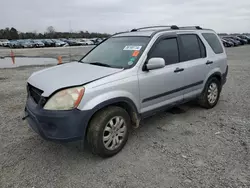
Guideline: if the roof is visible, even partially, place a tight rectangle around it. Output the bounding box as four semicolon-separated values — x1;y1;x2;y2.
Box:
112;25;212;38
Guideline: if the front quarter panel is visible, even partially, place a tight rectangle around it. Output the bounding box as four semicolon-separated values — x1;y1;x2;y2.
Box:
77;73;140;113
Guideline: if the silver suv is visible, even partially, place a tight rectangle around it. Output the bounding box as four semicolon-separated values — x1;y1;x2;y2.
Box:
24;25;228;157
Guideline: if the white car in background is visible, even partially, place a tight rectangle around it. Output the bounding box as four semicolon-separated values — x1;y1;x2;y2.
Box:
79;39;94;45
0;39;10;47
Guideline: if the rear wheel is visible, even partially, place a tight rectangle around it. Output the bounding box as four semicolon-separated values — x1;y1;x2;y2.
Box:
198;77;221;109
87;106;130;158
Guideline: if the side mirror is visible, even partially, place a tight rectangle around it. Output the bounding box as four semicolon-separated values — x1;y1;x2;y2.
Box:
145;58;165;71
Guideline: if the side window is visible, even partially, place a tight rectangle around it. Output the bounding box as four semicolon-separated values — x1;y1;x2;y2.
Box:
149;38;179;65
202;33;223;54
179;34;202;61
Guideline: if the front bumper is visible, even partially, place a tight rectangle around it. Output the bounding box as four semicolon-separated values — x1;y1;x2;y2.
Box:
25;97;91;142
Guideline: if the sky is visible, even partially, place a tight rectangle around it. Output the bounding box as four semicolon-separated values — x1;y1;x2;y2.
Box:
1;0;250;34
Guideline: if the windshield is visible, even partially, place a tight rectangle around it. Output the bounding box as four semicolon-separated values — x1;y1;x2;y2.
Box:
80;36;149;69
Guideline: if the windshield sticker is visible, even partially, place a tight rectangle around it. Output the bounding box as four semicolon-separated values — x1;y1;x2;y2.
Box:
123;46;142;51
128;61;134;65
128;57;136;66
132;50;140;57
130;57;136;62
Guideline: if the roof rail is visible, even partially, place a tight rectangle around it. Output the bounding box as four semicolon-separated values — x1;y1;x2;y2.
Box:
176;26;203;30
131;25;179;32
130;25;203;32
111;31;131;37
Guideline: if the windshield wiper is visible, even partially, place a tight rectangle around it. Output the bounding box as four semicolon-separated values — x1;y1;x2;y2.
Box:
80;61;123;69
89;62;111;67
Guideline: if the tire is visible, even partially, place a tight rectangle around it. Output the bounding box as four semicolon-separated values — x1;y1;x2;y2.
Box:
198;77;221;109
87;106;130;158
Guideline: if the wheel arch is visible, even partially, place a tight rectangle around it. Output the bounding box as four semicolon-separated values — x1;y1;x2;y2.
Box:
203;69;222;90
83;97;140;139
210;72;222;84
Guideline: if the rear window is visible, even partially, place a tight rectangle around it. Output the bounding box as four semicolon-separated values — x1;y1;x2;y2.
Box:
202;33;223;54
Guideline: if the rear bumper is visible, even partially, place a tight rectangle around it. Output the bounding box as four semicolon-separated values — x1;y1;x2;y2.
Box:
25;97;91;142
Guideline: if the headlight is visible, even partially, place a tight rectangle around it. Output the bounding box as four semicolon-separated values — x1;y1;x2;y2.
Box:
44;87;85;110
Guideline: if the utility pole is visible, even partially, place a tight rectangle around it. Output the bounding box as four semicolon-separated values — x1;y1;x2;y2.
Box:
69;20;72;62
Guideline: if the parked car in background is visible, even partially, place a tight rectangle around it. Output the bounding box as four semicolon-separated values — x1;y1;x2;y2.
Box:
20;40;34;48
230;38;241;46
223;37;241;46
30;40;45;48
0;39;10;47
97;38;104;44
78;39;94;45
59;39;69;46
224;39;234;47
42;39;55;47
237;35;250;44
221;39;233;47
4;34;246;50
8;40;22;48
91;38;103;45
60;38;69;43
51;39;67;47
74;39;85;46
229;36;247;45
235;36;248;45
75;39;84;46
64;39;79;46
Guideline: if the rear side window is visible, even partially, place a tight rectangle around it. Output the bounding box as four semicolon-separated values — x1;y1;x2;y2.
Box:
179;34;204;61
202;33;223;54
149;38;179;65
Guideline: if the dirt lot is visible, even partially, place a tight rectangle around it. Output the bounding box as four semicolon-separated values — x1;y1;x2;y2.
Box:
0;46;250;188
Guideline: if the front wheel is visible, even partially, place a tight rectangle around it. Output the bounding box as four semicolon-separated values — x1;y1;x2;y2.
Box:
87;106;130;158
198;77;221;109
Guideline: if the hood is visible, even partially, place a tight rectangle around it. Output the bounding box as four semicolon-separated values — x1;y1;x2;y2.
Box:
27;62;122;96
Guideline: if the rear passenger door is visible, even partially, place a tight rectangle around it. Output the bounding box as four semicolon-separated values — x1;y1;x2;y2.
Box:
177;33;209;99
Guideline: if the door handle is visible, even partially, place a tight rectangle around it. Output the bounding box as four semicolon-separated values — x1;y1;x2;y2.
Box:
174;68;184;73
206;60;213;65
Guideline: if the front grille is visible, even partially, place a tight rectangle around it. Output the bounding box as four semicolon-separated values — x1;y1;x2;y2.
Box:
28;84;43;104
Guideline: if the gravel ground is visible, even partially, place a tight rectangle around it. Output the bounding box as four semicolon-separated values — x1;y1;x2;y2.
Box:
0;46;250;188
0;46;94;63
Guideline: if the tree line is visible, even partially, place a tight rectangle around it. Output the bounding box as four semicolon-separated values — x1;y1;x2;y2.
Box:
0;26;110;40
